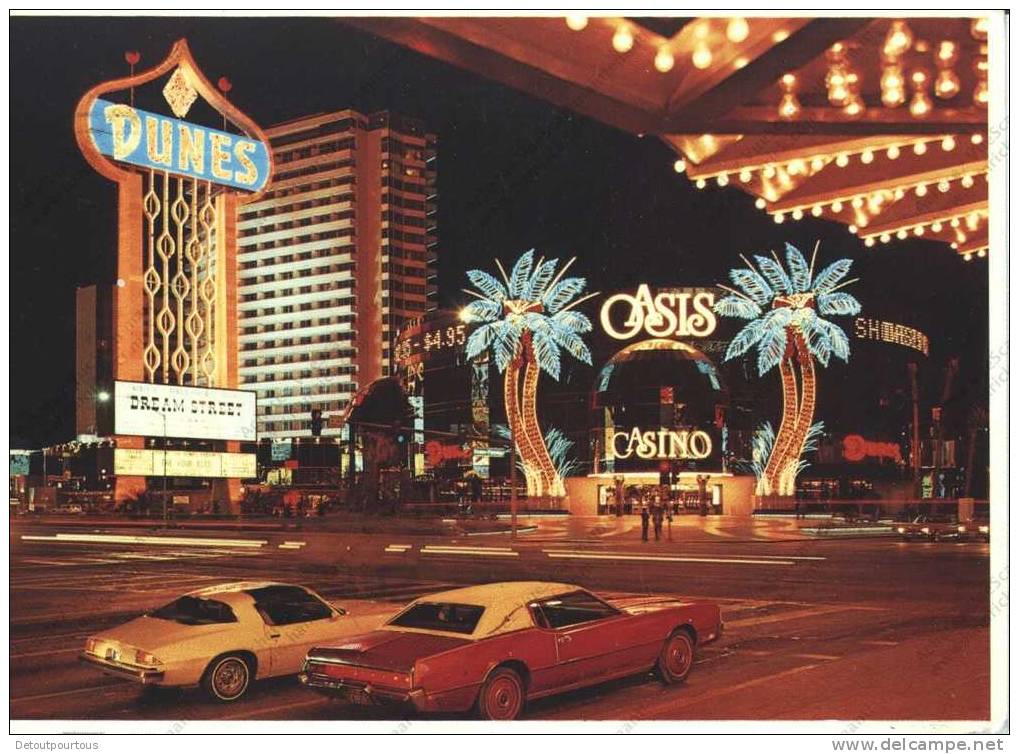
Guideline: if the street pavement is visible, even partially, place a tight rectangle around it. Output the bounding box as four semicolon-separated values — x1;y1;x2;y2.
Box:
9;516;991;723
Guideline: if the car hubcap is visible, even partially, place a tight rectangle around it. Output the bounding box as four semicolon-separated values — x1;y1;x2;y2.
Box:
215;659;247;698
487;677;521;719
666;636;692;676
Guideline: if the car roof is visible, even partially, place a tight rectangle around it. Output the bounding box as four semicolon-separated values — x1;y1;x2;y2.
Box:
400;581;586;638
185;581;304;604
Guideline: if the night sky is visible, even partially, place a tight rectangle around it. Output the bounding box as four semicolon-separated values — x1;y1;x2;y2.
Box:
9;16;989;449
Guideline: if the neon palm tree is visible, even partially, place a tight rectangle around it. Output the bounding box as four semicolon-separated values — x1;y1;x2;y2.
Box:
462;250;596;497
715;242;861;496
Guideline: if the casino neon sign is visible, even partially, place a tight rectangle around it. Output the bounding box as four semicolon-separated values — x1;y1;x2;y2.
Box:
600;285;717;340
609;428;713;461
88;98;270;192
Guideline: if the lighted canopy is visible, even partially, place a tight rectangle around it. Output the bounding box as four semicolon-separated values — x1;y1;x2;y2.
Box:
349;16;990;260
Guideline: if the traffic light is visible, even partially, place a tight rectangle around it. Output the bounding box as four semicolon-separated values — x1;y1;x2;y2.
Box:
310;409;323;437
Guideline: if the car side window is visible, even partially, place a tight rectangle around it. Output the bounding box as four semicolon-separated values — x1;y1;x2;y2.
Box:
536;591;619;629
248;586;334;626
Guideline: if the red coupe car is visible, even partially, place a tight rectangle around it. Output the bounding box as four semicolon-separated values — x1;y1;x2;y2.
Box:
300;581;722;720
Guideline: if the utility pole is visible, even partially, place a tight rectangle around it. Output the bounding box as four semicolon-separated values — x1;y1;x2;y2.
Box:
908;363;921;495
509;426;518;539
162;413;168;528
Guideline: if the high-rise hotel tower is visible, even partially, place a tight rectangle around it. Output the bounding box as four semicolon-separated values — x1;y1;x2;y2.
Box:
236;110;437;439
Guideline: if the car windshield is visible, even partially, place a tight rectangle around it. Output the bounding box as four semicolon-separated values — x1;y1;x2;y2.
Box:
388;602;484;635
149;596;238;626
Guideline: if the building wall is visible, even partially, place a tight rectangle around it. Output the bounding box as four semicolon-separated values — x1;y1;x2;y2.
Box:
236;109;437;440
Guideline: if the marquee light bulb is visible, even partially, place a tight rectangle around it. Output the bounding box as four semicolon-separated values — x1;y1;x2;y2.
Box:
884;20;914;59
896;229;908;240
778;93;801;120
915;183;928;197
774;213;785;224
565;15;588;31
961;174;974;188
692;42;713;69
755;197;767;209
887;145;901;159
950;218;960;228
811;205;823;217
971;133;984;145
882;87;906;108
909;91;933;118
894;188;905;200
971;18;988;40
860;150;874;164
772;30;789;43
938;180;950;193
695;178;707;189
673;159;686;174
978;249;986;258
811;157;825;171
836;154;850;168
865;237;876;247
612;26;635;53
843;97;863;118
792;208;804;220
931;221;943;232
848;224;858;233
974;80;989;107
935;69;961;99
763;165;777;178
739;169;752;182
941;136;956;151
914;226;925;236
831;200;844;213
963;252;972;261
852;196;864;209
913;141;928;155
716;173;729;186
880;233;891;243
655;46;675;73
727;17;750;43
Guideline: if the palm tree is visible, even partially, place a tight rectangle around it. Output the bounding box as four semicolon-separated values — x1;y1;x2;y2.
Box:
715;242;861;496
462;250;596;497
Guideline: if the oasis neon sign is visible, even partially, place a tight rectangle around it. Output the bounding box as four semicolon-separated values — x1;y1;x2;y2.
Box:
600;285;717;340
88;98;270;192
609;428;713;461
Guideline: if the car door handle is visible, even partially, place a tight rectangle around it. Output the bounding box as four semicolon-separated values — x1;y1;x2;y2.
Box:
558;635;572;644
268;632;281;639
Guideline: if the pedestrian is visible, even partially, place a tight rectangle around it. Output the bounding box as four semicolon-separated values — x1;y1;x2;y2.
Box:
640;502;650;542
666;500;674;541
652;498;664;541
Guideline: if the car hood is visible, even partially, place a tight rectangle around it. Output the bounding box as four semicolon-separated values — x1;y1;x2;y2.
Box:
94;615;238;652
308;629;471;673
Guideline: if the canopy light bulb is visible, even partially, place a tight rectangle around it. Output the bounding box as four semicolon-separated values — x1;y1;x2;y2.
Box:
716;173;729;186
941;136;956;151
913;141;928;155
938;180;950;192
909;91;933;118
755;197;767;209
811;157;825;171
695;178;707;189
727;17;750;43
971;133;984;145
774;213;785;224
880;233;892;243
655;46;675;73
673;159;686;174
811;205;823;217
896;229;908;240
961;174;974;188
763;165;777;178
931;221;943;232
887;145;901;159
861;150;874;164
963;252;971;260
915;183;928;197
914;226;925;236
778;93;801;120
692;42;713;69
978;249;986;258
612;26;634;53
740;169;752;182
831;201;844;213
884;20;914;59
565;15;588;31
792;208;804;220
973;80;989;107
848;224;858;233
865;237;876;247
836;154;850;168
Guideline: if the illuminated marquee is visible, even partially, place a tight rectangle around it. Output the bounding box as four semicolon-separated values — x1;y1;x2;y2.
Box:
600;285;717;340
609;428;713;461
88;99;270;192
853;318;929;357
114;381;256;441
114;449;257;478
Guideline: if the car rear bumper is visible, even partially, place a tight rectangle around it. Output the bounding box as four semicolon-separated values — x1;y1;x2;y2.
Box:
300;671;421;707
79;652;165;684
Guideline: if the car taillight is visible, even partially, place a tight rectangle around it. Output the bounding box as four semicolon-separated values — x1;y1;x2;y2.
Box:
306;662;325;675
896;527;905;533
85;638;98;654
134;649;160;666
920;527;930;534
958;526;967;533
979;526;989;534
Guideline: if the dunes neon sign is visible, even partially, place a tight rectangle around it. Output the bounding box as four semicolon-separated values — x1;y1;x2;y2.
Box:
609;428;713;461
600;285;717;340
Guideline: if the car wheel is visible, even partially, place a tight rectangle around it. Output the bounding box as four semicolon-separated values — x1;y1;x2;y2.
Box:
202;654;252;702
477;666;525;721
657;628;695;684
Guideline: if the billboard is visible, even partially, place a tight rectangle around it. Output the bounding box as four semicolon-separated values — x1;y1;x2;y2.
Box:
114;381;256;441
113;449;257;478
10;452;31;476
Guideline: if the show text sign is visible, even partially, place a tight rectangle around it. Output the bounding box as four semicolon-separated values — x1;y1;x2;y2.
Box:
114;381;256;442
